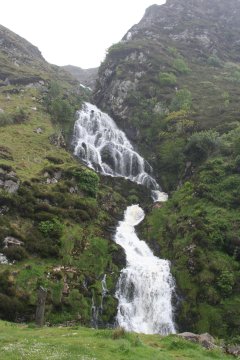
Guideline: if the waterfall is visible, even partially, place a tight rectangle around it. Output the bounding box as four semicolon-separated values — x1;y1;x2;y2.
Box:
73;102;167;201
115;205;175;334
73;102;175;334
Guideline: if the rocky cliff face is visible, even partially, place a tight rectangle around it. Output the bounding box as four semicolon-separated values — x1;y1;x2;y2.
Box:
93;0;240;188
126;0;240;58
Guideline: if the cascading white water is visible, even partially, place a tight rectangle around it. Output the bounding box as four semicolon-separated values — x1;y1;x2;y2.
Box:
73;102;167;201
73;102;175;334
115;205;175;334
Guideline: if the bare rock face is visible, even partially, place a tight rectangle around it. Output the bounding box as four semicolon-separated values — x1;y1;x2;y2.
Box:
94;0;240;135
124;0;240;50
0;166;19;193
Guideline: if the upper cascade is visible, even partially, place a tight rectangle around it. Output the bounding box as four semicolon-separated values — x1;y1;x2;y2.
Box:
73;103;167;201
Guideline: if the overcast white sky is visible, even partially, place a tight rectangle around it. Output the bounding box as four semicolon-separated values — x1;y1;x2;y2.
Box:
0;0;166;69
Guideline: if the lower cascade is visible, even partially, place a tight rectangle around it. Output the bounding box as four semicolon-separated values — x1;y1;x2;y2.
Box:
73;102;175;334
114;205;176;334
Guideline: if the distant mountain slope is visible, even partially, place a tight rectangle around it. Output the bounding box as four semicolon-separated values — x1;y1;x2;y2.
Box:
62;65;98;89
0;24;76;85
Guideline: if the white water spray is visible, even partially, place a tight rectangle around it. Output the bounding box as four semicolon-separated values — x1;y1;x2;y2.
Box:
73;102;167;201
115;205;175;334
73;103;175;334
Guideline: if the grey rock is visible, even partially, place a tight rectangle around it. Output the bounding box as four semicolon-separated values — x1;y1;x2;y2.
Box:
4;236;24;248
46;178;58;185
226;345;240;357
178;332;216;349
0;205;9;215
34;127;43;134
4;179;19;193
54;171;62;180
0;253;8;264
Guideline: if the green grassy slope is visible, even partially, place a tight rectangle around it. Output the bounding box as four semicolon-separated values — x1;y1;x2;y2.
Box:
0;321;232;360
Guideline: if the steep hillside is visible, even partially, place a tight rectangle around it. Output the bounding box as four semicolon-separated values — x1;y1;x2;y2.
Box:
94;0;240;190
94;0;240;339
0;24;150;327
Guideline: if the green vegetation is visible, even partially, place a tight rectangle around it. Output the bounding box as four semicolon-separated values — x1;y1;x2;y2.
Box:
159;72;177;87
144;139;240;338
0;321;233;360
173;58;191;74
170;89;192;111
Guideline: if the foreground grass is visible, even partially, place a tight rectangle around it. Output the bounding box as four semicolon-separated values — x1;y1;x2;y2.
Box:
0;321;232;360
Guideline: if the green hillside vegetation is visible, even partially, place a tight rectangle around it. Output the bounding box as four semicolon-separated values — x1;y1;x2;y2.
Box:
0;321;233;360
94;0;240;341
96;38;240;191
143;136;240;339
0;45;151;327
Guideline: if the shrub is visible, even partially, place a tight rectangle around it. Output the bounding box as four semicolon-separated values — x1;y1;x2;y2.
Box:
0;112;13;126
159;72;177;86
207;55;222;67
185;130;220;163
12;108;28;124
112;327;126;340
38;218;64;238
170;89;192;111
0;293;23;321
46;156;64;164
230;70;240;83
217;270;235;297
3;246;28;262
73;169;99;197
0;108;28;127
173;58;190;73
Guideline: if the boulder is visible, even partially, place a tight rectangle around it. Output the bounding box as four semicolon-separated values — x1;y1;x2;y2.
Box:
178;332;216;349
4;236;24;248
226;345;240;357
0;253;8;264
4;179;19;193
34;127;43;134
